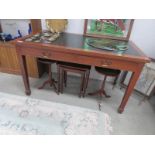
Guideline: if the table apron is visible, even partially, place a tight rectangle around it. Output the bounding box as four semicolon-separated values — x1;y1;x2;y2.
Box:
18;47;142;72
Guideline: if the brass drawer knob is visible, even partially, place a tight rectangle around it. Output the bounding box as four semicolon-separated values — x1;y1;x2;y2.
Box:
102;64;108;67
43;55;48;58
42;51;51;58
101;60;112;66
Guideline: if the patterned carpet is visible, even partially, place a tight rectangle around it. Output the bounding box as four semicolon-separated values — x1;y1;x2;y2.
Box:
0;92;112;135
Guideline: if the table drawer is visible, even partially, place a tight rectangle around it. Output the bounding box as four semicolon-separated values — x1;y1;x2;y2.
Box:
20;47;137;71
42;51;114;68
50;51;136;71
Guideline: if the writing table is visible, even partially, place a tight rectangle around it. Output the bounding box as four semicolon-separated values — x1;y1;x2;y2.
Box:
16;32;150;113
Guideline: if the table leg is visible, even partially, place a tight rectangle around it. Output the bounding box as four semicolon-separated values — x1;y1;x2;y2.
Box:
18;54;31;95
118;67;143;113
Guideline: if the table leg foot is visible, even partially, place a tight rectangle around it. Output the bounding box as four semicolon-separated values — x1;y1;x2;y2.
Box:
118;107;124;114
25;90;31;96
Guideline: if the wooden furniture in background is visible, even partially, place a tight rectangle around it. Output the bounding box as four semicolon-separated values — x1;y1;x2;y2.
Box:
16;32;150;113
0;19;42;78
30;19;42;33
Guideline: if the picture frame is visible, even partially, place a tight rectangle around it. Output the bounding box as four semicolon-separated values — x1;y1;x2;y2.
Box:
120;61;155;98
84;19;134;41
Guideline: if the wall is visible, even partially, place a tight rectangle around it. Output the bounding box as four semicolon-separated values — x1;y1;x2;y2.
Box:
41;19;85;34
130;19;155;59
0;19;30;37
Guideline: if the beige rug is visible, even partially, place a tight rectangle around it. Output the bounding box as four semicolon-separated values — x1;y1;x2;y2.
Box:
0;92;112;135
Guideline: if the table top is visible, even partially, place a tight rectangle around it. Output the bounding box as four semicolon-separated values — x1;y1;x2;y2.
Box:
17;31;150;63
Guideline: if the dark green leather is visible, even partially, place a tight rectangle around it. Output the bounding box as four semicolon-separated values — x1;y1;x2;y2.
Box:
95;66;121;76
58;62;91;70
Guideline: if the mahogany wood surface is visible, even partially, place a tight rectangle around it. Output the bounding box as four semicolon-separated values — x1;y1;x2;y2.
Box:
16;32;150;113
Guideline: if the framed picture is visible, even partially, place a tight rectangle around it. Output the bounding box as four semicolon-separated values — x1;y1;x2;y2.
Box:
84;19;134;41
120;62;155;97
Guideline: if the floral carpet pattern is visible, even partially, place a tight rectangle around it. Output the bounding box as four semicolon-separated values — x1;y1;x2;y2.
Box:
0;92;112;135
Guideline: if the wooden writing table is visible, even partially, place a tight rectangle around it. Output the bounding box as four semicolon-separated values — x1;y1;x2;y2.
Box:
16;32;150;113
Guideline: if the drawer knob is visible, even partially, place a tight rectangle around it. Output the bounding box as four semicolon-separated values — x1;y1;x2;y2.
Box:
102;64;108;67
42;51;51;58
101;60;112;66
43;55;48;58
